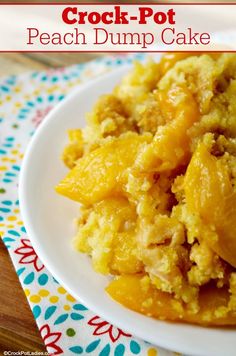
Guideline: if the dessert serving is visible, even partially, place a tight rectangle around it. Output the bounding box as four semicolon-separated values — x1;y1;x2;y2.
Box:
56;53;236;325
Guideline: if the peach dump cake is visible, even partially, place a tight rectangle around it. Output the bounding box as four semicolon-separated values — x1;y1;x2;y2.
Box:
56;53;236;325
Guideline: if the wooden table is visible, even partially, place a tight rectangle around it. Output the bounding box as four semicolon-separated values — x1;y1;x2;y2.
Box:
0;239;47;353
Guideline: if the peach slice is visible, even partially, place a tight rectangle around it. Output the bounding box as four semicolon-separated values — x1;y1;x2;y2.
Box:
107;275;236;325
184;141;236;267
56;133;149;205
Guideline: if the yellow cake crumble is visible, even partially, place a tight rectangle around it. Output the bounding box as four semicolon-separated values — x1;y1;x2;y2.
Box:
56;53;236;325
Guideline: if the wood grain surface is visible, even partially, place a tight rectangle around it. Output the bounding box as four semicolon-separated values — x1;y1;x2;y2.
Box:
0;239;47;353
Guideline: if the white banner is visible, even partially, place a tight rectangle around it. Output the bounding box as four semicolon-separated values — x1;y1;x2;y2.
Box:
0;4;235;51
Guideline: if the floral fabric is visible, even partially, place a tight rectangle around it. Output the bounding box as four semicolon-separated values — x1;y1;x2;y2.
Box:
0;54;182;356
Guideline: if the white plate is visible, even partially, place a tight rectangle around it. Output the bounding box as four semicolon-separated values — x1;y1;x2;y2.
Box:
19;62;236;356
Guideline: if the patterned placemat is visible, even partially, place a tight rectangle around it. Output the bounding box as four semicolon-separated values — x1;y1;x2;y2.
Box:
0;54;181;356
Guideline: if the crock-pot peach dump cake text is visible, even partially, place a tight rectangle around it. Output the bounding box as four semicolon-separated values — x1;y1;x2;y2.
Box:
56;54;236;325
